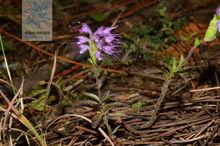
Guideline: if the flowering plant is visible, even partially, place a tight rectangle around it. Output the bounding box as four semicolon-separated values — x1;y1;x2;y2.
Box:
143;6;220;128
77;23;119;65
76;24;120;131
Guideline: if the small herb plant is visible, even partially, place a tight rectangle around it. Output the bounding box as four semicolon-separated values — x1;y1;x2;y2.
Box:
141;6;220;128
76;23;120;131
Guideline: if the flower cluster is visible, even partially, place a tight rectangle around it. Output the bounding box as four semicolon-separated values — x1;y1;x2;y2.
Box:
77;23;119;64
216;7;220;32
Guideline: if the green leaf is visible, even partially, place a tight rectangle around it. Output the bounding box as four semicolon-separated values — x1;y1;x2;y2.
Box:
83;92;100;102
172;57;177;71
157;1;167;17
194;37;202;48
90;13;106;22
176;54;185;71
179;54;185;66
30;89;47;97
204;15;218;42
164;56;173;71
30;95;46;111
165;54;185;78
132;102;145;111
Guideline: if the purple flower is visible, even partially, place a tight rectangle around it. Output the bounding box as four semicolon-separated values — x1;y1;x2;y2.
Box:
95;51;103;61
79;44;89;54
77;36;90;45
76;23;120;61
216;7;220;16
217;21;220;32
103;45;114;55
79;23;92;34
105;35;116;43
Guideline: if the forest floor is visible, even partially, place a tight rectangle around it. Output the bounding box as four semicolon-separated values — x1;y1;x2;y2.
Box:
1;0;220;145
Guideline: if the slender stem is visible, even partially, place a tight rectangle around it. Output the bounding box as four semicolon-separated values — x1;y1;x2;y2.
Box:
140;79;171;129
185;45;197;62
185;40;205;62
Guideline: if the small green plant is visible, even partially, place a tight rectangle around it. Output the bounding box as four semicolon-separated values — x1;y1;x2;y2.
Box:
29;78;66;111
164;54;185;79
140;6;220;129
121;1;184;65
132;101;145;111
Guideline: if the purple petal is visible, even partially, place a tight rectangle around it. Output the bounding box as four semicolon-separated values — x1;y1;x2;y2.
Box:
216;7;220;16
95;41;104;50
93;34;101;43
79;23;92;34
79;44;89;54
94;27;105;35
103;26;116;34
217;21;220;32
105;35;116;43
95;51;103;61
103;45;114;55
77;36;90;44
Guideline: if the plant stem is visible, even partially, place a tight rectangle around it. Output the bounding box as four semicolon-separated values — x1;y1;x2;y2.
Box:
140;79;171;129
185;40;205;62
